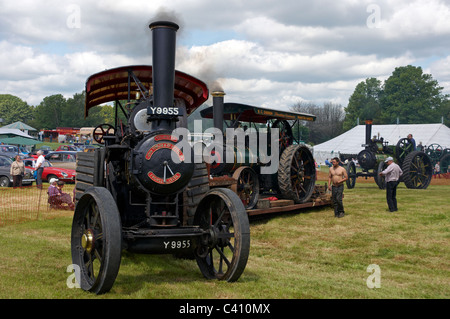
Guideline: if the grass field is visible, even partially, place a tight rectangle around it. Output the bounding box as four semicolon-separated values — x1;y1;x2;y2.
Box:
0;172;449;299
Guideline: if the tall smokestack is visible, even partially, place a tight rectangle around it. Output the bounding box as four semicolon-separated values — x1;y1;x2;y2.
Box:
365;119;373;149
212;91;225;134
149;21;179;115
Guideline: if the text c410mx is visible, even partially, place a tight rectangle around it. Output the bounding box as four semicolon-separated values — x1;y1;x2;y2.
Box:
178;303;270;316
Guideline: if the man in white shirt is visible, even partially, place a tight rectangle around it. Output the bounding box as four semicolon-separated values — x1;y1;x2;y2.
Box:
35;150;45;189
379;157;403;212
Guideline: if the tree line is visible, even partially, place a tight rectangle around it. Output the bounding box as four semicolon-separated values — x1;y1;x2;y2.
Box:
292;65;449;144
343;65;449;130
0;92;116;130
1;65;449;145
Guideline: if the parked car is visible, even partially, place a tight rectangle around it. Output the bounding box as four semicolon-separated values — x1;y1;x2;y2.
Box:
40;145;53;155
0;145;26;159
23;158;76;183
0;155;34;187
44;151;77;170
55;145;82;152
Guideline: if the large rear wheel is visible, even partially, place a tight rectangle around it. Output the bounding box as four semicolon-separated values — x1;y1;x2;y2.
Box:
345;161;356;189
402;151;433;189
278;144;316;203
375;161;387;190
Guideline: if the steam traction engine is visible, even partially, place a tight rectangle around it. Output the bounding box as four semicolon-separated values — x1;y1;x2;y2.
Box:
71;21;250;294
345;120;433;189
199;97;320;210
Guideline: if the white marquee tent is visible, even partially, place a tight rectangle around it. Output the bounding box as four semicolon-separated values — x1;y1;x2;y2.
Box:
313;123;450;164
0;128;35;139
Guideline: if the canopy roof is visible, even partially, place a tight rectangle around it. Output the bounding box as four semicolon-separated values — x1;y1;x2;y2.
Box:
1;121;36;131
200;103;316;123
0;136;40;146
84;65;209;117
0;128;35;139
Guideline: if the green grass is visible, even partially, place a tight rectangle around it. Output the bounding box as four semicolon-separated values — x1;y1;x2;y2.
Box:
0;183;449;299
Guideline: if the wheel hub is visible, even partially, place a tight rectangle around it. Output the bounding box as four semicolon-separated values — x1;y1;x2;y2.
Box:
81;229;95;253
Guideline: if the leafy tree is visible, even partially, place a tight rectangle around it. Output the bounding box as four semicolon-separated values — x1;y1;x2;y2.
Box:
88;104;116;126
344;66;448;128
30;92;118;130
343;78;382;130
32;94;66;129
437;99;450;127
62;92;86;127
0;94;34;126
380;65;446;124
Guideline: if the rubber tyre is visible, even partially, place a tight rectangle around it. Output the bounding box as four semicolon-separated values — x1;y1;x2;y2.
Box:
402;151;433;189
345;161;356;189
0;176;11;187
278;144;316;203
375;161;387;190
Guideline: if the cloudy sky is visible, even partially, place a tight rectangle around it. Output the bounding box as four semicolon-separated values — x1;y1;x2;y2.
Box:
1;0;450;111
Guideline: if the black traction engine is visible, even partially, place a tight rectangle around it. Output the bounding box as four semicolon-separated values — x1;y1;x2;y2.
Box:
71;21;250;294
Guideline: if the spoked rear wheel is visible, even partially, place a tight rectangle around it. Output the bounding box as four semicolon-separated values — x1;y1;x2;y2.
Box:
71;187;122;294
194;188;250;282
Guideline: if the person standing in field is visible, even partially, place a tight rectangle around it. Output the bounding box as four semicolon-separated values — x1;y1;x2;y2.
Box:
434;161;441;179
10;155;25;188
34;150;45;189
379;157;403;212
328;157;348;218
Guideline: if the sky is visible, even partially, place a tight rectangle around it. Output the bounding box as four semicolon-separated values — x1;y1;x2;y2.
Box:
1;0;450;112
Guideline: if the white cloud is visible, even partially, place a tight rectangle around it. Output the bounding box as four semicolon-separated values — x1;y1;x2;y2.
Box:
379;0;450;38
0;0;449;111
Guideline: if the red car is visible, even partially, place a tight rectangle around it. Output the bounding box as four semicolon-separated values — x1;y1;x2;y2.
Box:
23;158;76;183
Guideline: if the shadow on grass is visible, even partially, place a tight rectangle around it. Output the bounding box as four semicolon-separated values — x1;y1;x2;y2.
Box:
112;250;260;295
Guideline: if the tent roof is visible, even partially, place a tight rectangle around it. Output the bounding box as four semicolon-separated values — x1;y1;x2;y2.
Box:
0;136;40;146
1;121;36;131
314;124;450;155
0;128;35;139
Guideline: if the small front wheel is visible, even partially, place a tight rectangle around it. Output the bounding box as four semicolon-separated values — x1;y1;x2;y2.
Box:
71;187;122;294
194;188;250;282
